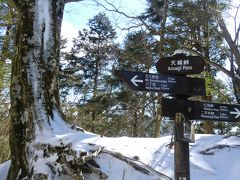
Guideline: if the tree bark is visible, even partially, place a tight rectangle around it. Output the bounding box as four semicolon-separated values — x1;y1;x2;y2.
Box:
154;0;168;137
218;16;240;103
154;96;162;137
132;111;138;137
8;0;65;179
6;1;168;179
202;0;213;134
218;17;240;67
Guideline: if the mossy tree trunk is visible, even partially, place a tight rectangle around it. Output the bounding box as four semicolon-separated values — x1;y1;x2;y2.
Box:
8;0;66;179
6;1;168;180
154;0;168;138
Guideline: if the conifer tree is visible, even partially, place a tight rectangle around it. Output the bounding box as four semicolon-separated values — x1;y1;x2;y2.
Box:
62;13;118;134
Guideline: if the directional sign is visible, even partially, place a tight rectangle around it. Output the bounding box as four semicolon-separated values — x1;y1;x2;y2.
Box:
114;70;206;96
162;98;240;122
131;75;143;86
156;53;205;75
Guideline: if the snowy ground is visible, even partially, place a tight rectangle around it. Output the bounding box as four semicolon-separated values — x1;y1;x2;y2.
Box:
92;134;240;180
1;131;240;179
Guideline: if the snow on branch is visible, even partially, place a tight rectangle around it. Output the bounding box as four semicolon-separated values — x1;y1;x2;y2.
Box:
182;47;232;78
101;149;172;179
34;142;105;179
65;0;84;3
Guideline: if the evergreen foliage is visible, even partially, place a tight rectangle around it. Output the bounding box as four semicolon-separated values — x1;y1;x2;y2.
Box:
0;1;239;164
60;0;239;137
61;13;119;134
0;0;14;163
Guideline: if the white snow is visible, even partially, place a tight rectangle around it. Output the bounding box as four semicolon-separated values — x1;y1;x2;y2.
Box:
2;98;240;179
2;102;240;179
2;123;240;180
0;161;10;180
22;0;53;130
35;0;51;51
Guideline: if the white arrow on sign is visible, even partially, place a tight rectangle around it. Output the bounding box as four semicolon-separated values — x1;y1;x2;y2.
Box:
230;108;240;118
131;75;143;87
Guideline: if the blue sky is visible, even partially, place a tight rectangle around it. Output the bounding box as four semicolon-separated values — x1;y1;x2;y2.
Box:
60;0;239;96
61;0;146;48
61;0;239;51
63;0;146;29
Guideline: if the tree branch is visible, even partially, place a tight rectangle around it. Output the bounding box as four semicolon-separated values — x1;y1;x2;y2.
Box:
101;149;172;179
91;0;155;33
218;16;240;67
234;24;240;44
233;4;240;43
65;0;83;4
182;47;232;78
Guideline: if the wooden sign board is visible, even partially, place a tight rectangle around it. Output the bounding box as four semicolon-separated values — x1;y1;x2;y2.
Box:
162;98;240;122
156;54;205;75
114;70;206;96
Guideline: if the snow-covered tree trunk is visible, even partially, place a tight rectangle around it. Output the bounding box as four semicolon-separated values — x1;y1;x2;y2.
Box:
8;0;65;179
7;1;172;180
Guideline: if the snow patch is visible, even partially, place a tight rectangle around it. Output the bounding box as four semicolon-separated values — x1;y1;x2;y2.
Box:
0;161;10;180
26;53;50;131
2;134;240;180
35;0;51;51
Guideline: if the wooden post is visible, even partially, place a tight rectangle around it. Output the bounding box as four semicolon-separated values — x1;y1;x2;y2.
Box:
174;112;190;180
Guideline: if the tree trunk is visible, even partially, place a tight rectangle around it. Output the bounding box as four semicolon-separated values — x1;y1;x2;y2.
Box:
153;0;168;137
8;0;65;179
202;1;213;134
140;93;147;137
91;57;99;132
6;1;168;180
132;111;138;137
154;96;162;137
218;17;240;67
229;55;240;103
232;76;240;104
218;16;240;103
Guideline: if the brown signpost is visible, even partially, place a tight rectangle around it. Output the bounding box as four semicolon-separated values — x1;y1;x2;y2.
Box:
156;53;206;180
114;70;206;96
115;53;240;180
156;53;205;75
162;98;240;122
157;54;240;180
115;53;206;180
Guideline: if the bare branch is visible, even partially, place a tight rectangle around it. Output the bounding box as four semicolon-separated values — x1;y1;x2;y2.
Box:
101;149;172;179
65;0;83;4
218;16;240;68
182;47;232;78
95;0;137;19
234;24;240;43
233;4;240;43
91;0;156;33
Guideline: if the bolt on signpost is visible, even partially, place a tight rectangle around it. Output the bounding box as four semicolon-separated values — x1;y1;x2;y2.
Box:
115;53;240;180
